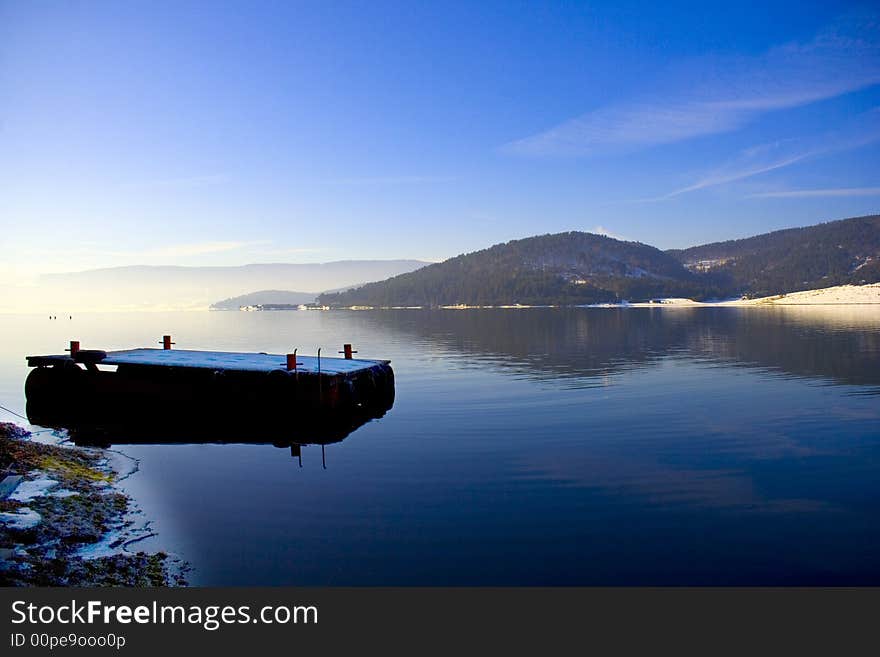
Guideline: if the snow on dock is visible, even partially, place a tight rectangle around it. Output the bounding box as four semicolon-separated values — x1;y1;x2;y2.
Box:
101;348;387;375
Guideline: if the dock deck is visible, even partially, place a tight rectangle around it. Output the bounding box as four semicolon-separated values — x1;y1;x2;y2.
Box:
104;348;387;374
28;348;388;375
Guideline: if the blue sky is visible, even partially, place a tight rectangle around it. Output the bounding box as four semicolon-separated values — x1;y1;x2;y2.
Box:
1;0;879;275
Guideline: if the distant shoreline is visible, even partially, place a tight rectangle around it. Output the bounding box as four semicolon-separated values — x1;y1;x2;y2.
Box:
5;283;879;314
324;283;880;310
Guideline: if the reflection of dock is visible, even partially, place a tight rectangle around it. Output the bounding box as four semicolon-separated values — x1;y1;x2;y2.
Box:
63;409;388;468
24;338;395;465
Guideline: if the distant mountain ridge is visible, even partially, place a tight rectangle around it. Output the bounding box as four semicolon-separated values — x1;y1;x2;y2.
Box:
319;215;880;306
33;260;429;312
211;290;318;310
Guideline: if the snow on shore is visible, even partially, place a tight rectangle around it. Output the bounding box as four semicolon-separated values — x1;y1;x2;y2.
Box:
729;283;880;305
627;283;880;307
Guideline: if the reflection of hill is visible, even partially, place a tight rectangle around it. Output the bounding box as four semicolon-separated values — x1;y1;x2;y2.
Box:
378;309;686;382
363;307;880;389
683;307;880;387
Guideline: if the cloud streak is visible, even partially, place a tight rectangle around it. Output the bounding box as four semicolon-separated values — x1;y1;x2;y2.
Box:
505;13;880;156
620;107;880;202
663;152;816;199
615;148;820;203
144;240;266;257
7;240;330;278
315;175;455;185
750;186;880;199
122;174;229;189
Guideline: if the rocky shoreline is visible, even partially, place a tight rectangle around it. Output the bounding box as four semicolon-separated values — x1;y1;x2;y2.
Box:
0;422;187;586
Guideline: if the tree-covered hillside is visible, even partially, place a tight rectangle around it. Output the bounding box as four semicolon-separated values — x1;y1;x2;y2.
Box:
318;216;880;307
319;232;714;306
669;215;880;297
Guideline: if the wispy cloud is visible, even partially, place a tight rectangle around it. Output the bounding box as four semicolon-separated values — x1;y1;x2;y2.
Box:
122;174;229;189
9;240;329;277
255;246;329;257
20;240;267;262
620;107;880;202
144;240;265;257
750;186;880;199
663;151;816;199
508;102;750;157
315;175;455;185
505;13;880;156
615;147;819;204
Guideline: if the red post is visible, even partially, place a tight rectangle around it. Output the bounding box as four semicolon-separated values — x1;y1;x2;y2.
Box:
162;335;174;350
286;350;301;370
340;344;357;359
67;340;80;355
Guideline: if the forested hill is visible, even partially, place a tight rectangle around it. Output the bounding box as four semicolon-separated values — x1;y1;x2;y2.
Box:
318;232;712;307
318;215;880;307
669;215;880;297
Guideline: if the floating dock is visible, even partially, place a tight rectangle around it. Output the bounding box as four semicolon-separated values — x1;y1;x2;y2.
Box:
25;338;394;436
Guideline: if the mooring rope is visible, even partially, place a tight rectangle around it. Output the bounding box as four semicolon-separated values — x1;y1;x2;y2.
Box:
0;401;59;436
0;402;29;421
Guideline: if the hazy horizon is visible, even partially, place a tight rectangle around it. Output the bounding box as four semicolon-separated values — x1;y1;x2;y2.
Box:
3;213;878;312
2;259;430;313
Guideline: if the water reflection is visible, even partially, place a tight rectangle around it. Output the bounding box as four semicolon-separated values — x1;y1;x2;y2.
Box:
361;307;880;389
30;397;392;466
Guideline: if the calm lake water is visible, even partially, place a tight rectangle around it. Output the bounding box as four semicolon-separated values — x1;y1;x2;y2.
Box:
2;307;880;585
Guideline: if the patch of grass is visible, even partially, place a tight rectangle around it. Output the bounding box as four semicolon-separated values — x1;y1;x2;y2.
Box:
34;453;112;483
2;423;112;493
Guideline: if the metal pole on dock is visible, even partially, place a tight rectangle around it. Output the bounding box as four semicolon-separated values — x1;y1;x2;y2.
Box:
317;348;322;404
